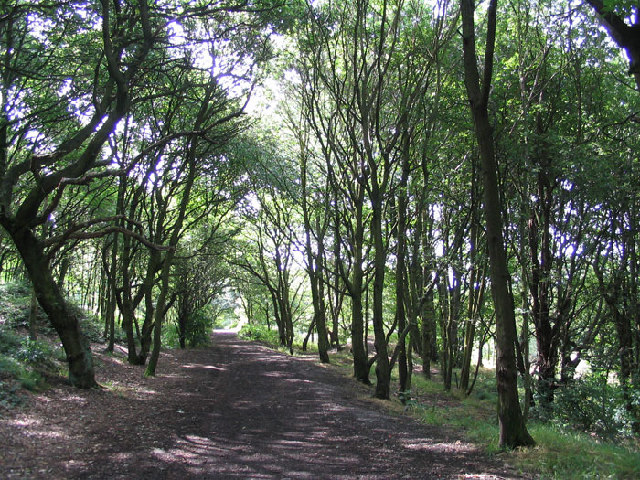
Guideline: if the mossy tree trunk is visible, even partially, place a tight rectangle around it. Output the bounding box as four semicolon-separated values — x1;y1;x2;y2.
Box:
7;225;96;388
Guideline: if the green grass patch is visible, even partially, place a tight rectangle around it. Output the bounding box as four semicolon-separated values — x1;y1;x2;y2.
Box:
0;355;44;391
326;352;640;479
512;424;640;479
397;368;639;478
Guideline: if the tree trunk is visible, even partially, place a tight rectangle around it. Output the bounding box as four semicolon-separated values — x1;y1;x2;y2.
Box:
460;161;483;392
371;185;391;400
145;89;209;376
8;226;96;388
101;234;118;352
585;1;640;90
313;255;330;362
29;287;39;341
300;136;330;363
421;290;435;379
460;0;534;448
117;230;142;364
302;318;316;352
350;198;370;384
439;276;452;390
396;137;410;395
138;253;161;364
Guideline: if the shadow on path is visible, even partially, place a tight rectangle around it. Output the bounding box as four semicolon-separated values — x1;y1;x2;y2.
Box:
1;331;521;479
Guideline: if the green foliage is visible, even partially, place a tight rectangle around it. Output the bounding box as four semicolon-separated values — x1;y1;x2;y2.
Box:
161;322;181;349
514;424;640;480
0;325;22;355
15;338;54;367
602;0;637;17
184;305;216;348
0;334;51;409
239;323;280;346
165;304;221;348
0;321;64;410
388;360;640;477
0;281;33;328
76;310;105;344
0;380;25;409
0;356;43;392
0;325;61;379
551;372;634;440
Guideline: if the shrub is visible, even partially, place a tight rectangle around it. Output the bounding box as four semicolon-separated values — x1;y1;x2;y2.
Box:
15;338;59;371
0;380;24;409
551;370;632;439
184;306;215;347
0;325;22;355
0;355;44;391
171;305;217;349
239;324;280;346
0;281;32;328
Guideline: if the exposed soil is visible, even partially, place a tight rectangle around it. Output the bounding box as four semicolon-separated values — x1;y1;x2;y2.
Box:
0;331;526;479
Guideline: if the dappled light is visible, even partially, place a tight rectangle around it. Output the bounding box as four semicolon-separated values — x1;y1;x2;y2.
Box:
1;0;639;477
0;333;517;478
182;363;227;371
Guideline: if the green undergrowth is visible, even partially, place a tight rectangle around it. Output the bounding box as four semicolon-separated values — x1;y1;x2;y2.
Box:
237;323;321;355
400;366;640;478
239;323;281;346
301;346;640;479
512;424;640;479
0;326;65;410
0;282;66;410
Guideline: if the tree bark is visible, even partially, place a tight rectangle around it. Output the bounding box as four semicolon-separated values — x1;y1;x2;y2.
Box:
28;287;39;341
348;194;371;384
460;0;534;449
370;181;391;400
585;1;640;89
395;143;410;396
8;225;96;388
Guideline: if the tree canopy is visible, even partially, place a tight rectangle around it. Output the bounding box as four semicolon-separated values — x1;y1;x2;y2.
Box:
1;0;640;453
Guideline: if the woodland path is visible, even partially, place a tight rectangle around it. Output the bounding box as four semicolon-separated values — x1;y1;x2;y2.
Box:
0;331;524;479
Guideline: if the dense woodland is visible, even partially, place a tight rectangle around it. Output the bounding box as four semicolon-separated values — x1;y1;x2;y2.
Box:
1;0;640;452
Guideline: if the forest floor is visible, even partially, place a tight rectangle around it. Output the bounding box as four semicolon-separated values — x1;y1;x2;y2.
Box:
0;331;528;479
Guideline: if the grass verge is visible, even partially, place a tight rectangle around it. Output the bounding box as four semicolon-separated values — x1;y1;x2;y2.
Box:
307;346;640;479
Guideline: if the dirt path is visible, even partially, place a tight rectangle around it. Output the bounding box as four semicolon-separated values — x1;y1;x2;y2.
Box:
0;331;523;479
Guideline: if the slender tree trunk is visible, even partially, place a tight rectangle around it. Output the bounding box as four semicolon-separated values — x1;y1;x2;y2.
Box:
527;150;558;413
439;276;451;390
460;162;483;392
396;137;410;395
350;197;370;383
29;287;38;341
302;318;315;352
117;199;142;364
280;277;294;355
137;250;162;364
145;87;209;375
371;184;391;400
420;212;436;378
271;291;286;346
421;285;435;379
301;151;330;362
57;256;70;292
461;0;534;448
313;242;330;362
100;236;117;352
